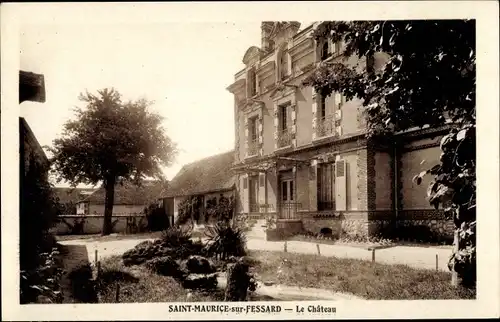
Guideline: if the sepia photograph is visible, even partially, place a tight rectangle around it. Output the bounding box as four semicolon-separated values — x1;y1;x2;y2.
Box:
2;1;499;320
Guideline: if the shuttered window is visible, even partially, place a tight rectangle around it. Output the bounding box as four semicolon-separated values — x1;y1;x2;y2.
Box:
317;162;335;210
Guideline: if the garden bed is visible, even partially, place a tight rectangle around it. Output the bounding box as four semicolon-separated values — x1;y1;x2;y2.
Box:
248;250;475;300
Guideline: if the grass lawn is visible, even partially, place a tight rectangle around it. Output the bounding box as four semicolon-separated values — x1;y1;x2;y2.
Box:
97;255;224;303
249;250;475;300
97;256;277;303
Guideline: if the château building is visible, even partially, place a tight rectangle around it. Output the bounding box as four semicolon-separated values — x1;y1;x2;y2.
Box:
226;21;453;240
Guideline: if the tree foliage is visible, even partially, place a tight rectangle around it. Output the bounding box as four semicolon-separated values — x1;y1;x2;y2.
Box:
206;194;236;223
49;88;177;235
304;20;476;287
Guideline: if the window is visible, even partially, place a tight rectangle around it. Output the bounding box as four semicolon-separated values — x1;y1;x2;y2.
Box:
331;41;341;55
321;41;329;61
281;181;288;201
248;68;257;97
319;95;327;118
249;117;258;141
317;162;335;210
280;104;288;131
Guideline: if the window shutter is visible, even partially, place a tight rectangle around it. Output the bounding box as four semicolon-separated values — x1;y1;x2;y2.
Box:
335;160;347;211
243;177;248;189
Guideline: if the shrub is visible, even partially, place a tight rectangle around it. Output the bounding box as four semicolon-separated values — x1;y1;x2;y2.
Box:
183;255;216;274
68;263;98;303
145;256;182;277
161;226;192;248
205;222;246;260
20;246;64;304
122;227;203;266
224;257;258;301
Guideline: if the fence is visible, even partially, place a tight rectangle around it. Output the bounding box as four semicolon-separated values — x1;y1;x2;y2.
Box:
53;213;148;235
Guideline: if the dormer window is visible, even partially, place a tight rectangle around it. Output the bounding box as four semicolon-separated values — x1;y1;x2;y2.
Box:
247;68;257;97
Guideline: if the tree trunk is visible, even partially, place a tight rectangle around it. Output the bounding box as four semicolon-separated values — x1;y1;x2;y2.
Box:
102;176;116;236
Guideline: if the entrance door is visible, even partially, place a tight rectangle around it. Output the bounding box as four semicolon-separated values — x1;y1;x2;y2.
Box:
279;177;296;219
248;175;259;213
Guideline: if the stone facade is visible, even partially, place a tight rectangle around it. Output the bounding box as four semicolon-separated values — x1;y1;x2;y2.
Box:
227;22;453;242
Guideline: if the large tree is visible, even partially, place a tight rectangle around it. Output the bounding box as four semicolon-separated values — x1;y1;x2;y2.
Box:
304;20;475;287
49;88;177;235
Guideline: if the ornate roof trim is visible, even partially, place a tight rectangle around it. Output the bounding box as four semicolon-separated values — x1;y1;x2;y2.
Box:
242;46;262;65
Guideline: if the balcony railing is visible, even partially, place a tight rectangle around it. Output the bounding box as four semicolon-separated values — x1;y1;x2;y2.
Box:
276;127;292;149
316;115;335;138
278;202;301;219
247;138;259;156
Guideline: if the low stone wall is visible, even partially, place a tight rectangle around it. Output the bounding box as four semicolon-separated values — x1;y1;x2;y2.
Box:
53;214;148;235
275;219;303;239
301;212;369;238
286;209;454;242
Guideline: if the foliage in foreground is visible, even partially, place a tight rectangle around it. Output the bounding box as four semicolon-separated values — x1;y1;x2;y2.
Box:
224;257;258;301
48;88;177;235
20;246;64;304
304;20;476;287
20;153;63;304
251;250;475;300
204;222;247;260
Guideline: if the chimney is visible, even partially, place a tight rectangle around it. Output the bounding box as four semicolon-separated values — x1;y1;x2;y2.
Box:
261;22;274;52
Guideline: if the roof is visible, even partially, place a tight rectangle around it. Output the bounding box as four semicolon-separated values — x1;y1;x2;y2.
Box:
163;150;236;198
53;187;97;204
19;70;46;103
82;179;168;205
20;117;49;168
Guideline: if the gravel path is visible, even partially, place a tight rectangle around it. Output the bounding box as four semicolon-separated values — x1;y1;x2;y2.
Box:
60;234;452;272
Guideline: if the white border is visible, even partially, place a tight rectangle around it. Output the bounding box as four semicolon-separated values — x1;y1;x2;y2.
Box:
2;1;499;320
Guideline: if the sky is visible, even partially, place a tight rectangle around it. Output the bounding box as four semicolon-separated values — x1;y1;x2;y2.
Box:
19;22;265;187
